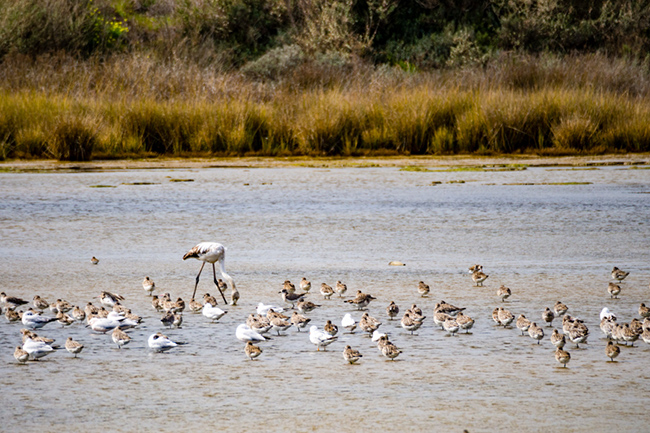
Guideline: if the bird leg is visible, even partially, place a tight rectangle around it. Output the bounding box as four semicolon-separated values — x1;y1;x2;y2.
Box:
213;263;228;304
191;262;206;301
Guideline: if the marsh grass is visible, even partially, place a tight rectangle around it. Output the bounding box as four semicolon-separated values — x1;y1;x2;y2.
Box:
400;166;432;172
1;53;650;161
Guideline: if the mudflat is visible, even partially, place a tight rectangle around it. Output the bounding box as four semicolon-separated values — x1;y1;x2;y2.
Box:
1;153;649;171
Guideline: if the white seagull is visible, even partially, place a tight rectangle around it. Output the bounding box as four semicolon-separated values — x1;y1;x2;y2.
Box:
600;307;617;321
202;303;228;322
107;311;139;329
22;338;55;360
256;302;284;316
21;310;58;330
309;325;338;351
148;332;184;352
236;324;269;343
88;316;124;333
183;242;235;303
341;313;357;333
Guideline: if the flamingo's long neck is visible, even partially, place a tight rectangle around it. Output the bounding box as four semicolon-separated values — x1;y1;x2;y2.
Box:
218;257;236;291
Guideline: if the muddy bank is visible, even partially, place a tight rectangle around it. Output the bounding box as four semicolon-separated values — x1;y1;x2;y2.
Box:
1;154;649;172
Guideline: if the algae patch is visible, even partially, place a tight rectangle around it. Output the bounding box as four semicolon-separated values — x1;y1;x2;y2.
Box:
121;182;158;185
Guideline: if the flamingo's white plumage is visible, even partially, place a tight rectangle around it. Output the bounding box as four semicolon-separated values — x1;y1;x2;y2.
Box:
183;242;235;303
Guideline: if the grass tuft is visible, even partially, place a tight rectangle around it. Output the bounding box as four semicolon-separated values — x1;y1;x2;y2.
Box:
1;54;650;160
50;115;97;161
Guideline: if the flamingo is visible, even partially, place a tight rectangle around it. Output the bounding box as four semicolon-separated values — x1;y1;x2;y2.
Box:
183;242;234;303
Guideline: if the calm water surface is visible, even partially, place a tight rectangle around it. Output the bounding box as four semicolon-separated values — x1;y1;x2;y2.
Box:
1;165;649;432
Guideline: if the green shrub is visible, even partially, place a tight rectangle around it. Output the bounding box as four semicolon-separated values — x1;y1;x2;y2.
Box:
0;0;129;58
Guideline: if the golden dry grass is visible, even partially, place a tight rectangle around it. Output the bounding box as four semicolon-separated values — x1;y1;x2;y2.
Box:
1;53;649;160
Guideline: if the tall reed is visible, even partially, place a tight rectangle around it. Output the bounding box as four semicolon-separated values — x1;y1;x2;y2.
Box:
1;53;650;160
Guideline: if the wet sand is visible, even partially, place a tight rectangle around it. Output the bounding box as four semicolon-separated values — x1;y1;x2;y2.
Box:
1;163;649;432
1;153;649;172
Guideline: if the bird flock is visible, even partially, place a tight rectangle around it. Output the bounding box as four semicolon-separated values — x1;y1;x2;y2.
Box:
3;243;649;370
479;265;649;368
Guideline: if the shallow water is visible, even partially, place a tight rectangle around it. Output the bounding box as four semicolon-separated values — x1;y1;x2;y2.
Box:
1;165;649;432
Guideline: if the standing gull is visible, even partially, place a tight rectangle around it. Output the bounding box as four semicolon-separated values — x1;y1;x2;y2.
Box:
202;304;228;322
309;326;338;351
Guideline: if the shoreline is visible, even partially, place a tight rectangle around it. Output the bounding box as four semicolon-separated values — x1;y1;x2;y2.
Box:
1;153;649;172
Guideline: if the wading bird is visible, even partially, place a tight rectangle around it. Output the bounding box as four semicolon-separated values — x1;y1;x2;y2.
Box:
183;242;234;304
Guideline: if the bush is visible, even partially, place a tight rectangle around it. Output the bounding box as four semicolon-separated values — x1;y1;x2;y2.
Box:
0;0;129;58
241;44;305;80
552;114;597;151
124;105;197;154
49;116;97;161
